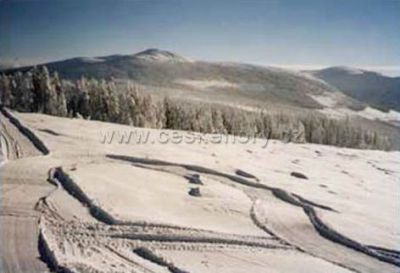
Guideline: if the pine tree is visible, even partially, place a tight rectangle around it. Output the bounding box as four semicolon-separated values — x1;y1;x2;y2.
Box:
130;88;146;127
31;67;42;112
105;81;120;122
20;72;34;112
126;93;137;125
31;66;55;114
117;93;133;125
10;72;23;110
52;72;67;116
68;77;89;118
88;78;107;120
195;105;213;133
211;108;226;134
154;99;166;128
46;76;58;115
0;74;12;107
78;89;91;118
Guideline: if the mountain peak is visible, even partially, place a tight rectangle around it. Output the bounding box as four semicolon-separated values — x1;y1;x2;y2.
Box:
132;48;190;63
322;66;365;75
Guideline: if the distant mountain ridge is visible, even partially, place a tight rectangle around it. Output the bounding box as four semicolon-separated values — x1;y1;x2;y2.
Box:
4;49;399;112
3;48;347;110
308;66;400;111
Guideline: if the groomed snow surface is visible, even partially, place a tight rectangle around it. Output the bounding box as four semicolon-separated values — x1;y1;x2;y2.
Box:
1;110;399;273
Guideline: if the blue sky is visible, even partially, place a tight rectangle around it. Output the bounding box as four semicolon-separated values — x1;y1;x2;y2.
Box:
1;0;399;75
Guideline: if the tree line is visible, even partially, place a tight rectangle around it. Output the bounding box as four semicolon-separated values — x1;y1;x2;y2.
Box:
0;66;390;150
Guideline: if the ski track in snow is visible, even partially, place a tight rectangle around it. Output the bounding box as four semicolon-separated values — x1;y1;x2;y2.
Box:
1;108;399;273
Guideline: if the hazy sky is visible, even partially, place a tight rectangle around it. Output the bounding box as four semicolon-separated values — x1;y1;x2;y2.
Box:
1;0;399;75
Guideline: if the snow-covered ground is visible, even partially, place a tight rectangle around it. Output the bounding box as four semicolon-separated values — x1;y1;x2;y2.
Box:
1;110;399;273
176;79;239;90
310;93;400;126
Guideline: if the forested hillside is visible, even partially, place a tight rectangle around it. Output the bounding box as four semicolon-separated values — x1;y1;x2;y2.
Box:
0;66;390;150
